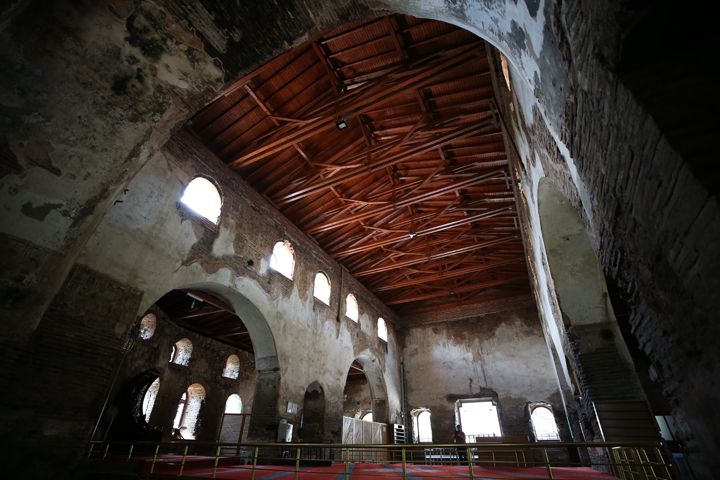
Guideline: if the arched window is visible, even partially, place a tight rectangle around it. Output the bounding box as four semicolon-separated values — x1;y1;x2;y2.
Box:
377;317;388;341
530;405;560;440
139;313;156;340
142;378;160;423
270;240;295;279
170;338;193;366
225;394;243;414
412;410;433;443
222;354;240;379
345;294;358;322
313;272;331;305
361;412;373;422
180;177;222;224
172;383;206;440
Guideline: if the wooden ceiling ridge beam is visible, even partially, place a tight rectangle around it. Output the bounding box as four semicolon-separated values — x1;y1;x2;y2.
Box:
374;257;523;292
383;274;529;305
306;168;505;234
332;206;513;257
282;118;496;204
355;236;517;276
227;44;481;169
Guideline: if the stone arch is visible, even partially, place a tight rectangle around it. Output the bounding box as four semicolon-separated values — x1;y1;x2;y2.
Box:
536;178;647;438
537;178;613;326
348;351;388;423
301;381;326;443
171;282;281;441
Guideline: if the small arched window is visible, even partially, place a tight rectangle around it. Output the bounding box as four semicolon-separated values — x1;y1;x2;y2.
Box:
412;410;433;443
345;294;359;322
139;313;157;340
377;317;388;342
170;338;193;366
142;378;160;423
180;177;222;224
225;394;243;414
172;383;206;440
222;354;240;379
530;405;560;440
270;240;295;279
313;272;331;305
361;412;373;422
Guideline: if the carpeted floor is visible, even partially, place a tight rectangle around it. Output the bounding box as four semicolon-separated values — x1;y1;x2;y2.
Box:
146;461;617;479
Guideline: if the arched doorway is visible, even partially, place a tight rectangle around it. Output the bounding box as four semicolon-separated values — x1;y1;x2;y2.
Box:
301;382;325;443
342;354;389;448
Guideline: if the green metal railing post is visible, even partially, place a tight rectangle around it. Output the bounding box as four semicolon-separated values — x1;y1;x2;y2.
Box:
251;447;259;480
543;447;554;480
102;443;109;459
212;444;221;479
344;448;350;479
178;444;189;476
150;444;160;474
401;447;407;479
467;447;475;480
87;443;94;459
127;443;134;461
294;445;301;480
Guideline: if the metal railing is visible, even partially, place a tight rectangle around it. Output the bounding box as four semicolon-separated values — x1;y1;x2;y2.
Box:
86;439;673;479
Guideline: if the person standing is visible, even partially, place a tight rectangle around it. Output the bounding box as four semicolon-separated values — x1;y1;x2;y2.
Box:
453;424;467;463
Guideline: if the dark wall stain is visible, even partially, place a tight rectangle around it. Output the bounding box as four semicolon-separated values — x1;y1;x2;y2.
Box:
0;135;23;178
21;202;63;221
509;20;527;53
524;0;540;18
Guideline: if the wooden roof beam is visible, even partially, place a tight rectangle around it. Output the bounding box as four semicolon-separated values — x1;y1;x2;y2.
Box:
307;169;506;234
383;275;528;305
355;236;517;276
332;206;514;257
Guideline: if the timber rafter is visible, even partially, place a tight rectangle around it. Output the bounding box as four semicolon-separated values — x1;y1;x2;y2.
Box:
188;14;529;318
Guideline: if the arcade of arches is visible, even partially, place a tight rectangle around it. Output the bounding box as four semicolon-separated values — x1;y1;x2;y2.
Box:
1;1;718;479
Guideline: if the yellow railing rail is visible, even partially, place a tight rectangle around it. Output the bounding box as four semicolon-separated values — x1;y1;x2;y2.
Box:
86;439;673;480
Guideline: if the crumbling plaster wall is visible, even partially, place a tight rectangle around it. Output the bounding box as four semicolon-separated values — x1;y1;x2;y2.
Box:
401;306;565;444
78;130;402;443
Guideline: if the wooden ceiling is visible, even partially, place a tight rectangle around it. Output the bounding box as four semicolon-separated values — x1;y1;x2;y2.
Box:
187;14;529;317
156;289;253;353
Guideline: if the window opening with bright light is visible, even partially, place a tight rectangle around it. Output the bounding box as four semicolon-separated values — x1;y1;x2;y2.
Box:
172;383;205;440
139;313;156;340
222;354;240;379
170;338;193;366
530;405;560;440
225;394;243;414
142;378;160;423
456;399;502;441
314;272;331;305
180;177;222;224
270;240;295;279
345;294;359;322
377;317;387;341
412;409;433;443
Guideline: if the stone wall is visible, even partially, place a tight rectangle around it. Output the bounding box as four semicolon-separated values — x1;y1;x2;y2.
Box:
400;305;565;444
489;2;720;474
104;308;257;443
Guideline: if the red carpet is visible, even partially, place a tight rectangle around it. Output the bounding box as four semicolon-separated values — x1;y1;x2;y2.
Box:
144;459;617;479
